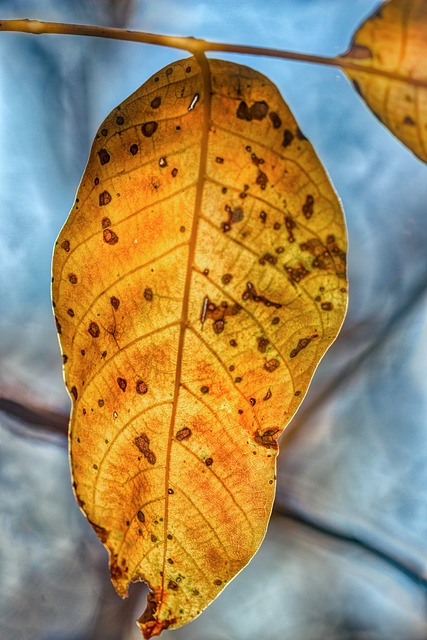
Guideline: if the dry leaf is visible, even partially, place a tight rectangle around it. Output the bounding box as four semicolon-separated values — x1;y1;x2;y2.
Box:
339;0;427;162
52;56;347;637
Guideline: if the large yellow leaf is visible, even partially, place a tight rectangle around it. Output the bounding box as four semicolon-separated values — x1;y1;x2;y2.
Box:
339;0;427;162
52;56;347;637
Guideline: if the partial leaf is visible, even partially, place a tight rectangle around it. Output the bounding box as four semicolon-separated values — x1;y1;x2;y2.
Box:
52;57;347;637
339;0;427;162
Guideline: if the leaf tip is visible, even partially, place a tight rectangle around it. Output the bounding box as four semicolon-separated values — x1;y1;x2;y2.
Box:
137;588;176;639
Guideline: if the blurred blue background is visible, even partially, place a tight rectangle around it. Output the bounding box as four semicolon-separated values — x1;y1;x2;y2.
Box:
1;1;427;638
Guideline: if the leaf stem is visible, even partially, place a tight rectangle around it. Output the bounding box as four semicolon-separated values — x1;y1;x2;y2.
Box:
0;18;340;66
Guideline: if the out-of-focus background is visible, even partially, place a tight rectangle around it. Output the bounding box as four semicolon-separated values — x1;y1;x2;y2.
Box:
1;1;427;638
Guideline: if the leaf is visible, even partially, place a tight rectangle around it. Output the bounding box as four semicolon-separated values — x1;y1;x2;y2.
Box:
52;56;347;637
339;0;427;162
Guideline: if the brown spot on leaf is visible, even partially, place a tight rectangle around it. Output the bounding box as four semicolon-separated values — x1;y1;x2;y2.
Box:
296;127;308;141
256;170;268;190
236;100;251;120
55;317;62;334
68;273;78;284
259;252;277;266
302;195;314;219
263;389;272;401
88;321;100;338
151;96;161;109
134;433;156;465
221;273;232;285
290;337;314;358
103;228;119;244
110;296;120;309
67;308;75;317
102;217;111;229
176;427;192;441
321;302;333;311
137;510;145;523
136;380;148;395
70;386;78;400
98;148;110;165
200;385;210;394
205;457;213;466
142;121;158;137
168;580;179;591
117;377;127;392
250;100;269;120
130;144;139;155
257;337;270;353
254;428;280;449
269;111;282;129
61;240;70;252
62;354;68;364
285;263;310;283
99;191;112;206
144;288;153;301
171;167;178;177
404;115;415;125
264;358;279;373
116;115;124;125
242;282;282;309
283;129;294;147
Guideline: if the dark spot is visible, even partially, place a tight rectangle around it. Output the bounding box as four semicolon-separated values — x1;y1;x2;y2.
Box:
214;579;222;586
93;463;98;469
259;210;267;223
168;580;179;591
134;433;156;464
103;228;119;244
67;308;75;317
250;101;269;120
250;397;256;406
255;428;280;449
229;339;237;347
236;100;251;120
102;217;111;229
176;427;191;441
117;377;127;392
200;385;210;394
81;349;85;356
186;66;192;73
88;321;100;338
404;115;415;125
98;148;110;165
130;143;139;155
55;317;62;334
215;156;224;164
282;129;294;147
180;226;185;233
242;281;282;309
285;263;310;283
263;389;272;401
235;377;242;383
205;457;213;467
290;337;313;358
70;386;78;400
88;520;108;543
136;380;148;395
94;177;99;185
168;488;174;495
110;296;120;309
296;127;308;141
274;222;281;230
251;152;265;166
269;111;282;129
69;273;78;284
302;194;314;219
213;319;225;334
144;288;153;301
151;96;161;109
102;351;107;358
221;273;232;285
222;187;227;194
203;268;209;276
171;167;178;177
159;157;168;168
151;534;158;542
166;67;173;76
99;191;112;206
100;128;108;137
62;354;68;364
259;252;277;266
141;121;158;137
256;170;268;190
229;365;235;372
137;510;145;523
264;358;279;373
61;240;70;252
98;399;104;407
321;302;333;310
116;115;124;125
257;337;269;353
167;558;174;564
167;534;173;540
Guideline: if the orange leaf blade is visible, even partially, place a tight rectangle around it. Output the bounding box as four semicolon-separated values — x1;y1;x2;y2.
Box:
339;0;427;162
52;57;347;637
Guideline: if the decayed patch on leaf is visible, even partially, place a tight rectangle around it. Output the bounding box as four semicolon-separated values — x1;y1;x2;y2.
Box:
52;56;347;637
339;0;427;162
